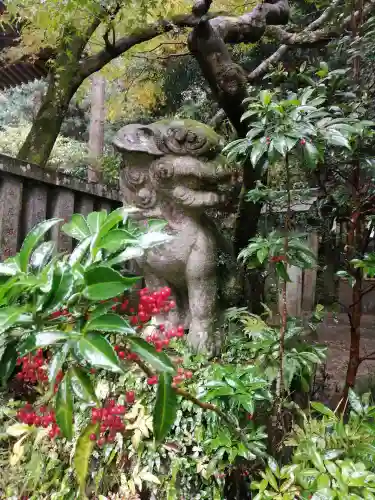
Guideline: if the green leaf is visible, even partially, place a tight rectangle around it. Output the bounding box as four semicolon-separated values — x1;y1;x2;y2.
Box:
146;219;168;232
251;141;268;167
99;229;137;253
55;373;73;440
62;214;90;241
127;336;175;374
49;343;70;386
30;242;55;272
275;262;290;282
0;306;27;334
257;247;269;264
85;313;134;335
272;136;288;157
348;388;364;414
78;334;122;373
0;262;18;276
74;422;99;495
18;331;69;356
153;372;177;442
83;266;139;301
87;211;107;234
19;219;62;272
42;264;74;313
69;366;98;404
259;90;272;106
302;141;319;168
311;402;336;418
69;237;91;266
0;342;17;385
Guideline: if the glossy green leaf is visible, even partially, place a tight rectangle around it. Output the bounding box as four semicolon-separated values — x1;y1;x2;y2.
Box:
69;237;91;266
259;90;272;106
0;263;18;276
99;230;137;253
107;246;144;266
250;141;267;167
311;402;336;418
18;331;69;356
301;140;319;169
78;334;122;372
83;266;139;301
62;214;90;241
275;262;291;282
49;343;70;386
74;422;99;495
87;211;107;234
348;388;364;414
55;373;73;440
127;336;175;374
153;372;177;442
30;242;55;272
19;219;62;272
42;264;74;313
85;313;134;335
0;306;27;334
0;342;17;385
69;366;98;403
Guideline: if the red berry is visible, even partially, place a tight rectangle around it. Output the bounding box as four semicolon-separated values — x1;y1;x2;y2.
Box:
126;391;135;404
147;376;158;385
118;351;126;359
114;345;120;351
185;371;193;379
89;433;97;441
97;437;105;447
177;367;184;375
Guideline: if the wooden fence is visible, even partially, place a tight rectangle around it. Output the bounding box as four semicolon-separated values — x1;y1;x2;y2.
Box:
0;153;121;259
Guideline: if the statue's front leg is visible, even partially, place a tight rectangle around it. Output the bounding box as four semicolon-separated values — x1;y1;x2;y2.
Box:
186;254;220;356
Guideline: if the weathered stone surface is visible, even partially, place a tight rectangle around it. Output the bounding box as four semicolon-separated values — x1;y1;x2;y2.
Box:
0;175;23;260
51;189;75;253
23;183;48;234
113;119;237;354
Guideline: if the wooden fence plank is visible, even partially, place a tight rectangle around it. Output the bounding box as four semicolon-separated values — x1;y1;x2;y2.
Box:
23;183;48;234
99;200;113;213
51;188;75;253
0;175;23;258
76;195;94;217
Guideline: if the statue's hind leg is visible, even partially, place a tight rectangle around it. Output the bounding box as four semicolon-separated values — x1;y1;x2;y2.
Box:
185;249;219;355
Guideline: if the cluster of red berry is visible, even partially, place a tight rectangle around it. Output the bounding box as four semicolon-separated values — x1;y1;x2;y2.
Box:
89;394;135;445
146;324;184;352
16;349;48;384
114;346;139;361
17;404;60;438
50;309;71;319
146;367;193;387
270;255;287;263
113;287;176;326
172;367;193;388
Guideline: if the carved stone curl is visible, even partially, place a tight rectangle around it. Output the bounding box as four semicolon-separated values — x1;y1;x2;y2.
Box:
113;119;237;355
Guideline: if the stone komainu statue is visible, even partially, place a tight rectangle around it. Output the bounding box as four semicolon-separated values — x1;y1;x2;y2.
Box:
113;119;239;354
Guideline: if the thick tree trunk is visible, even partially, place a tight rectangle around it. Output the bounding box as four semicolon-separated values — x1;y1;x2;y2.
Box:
17;22;100;167
88;74;106;183
18;75;81;166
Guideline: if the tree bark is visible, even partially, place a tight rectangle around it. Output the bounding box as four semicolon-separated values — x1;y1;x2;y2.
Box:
18;22;101;167
88;74;106;183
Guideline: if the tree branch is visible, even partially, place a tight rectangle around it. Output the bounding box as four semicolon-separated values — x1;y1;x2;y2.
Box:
248;0;375;81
